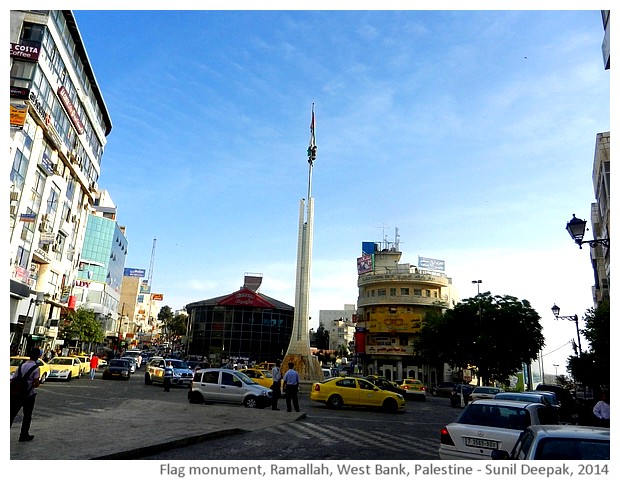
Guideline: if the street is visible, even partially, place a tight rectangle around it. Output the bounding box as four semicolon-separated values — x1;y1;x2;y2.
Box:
30;369;462;460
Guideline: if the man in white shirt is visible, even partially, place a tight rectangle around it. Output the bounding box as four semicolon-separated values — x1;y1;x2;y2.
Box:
270;360;282;410
593;391;610;427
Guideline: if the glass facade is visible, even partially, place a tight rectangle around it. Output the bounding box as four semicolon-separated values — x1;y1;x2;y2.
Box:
187;299;294;364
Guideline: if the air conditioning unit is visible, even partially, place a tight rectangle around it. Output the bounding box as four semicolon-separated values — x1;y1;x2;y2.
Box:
34;326;46;335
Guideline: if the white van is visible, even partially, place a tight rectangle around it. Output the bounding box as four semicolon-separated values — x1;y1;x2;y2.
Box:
188;368;273;408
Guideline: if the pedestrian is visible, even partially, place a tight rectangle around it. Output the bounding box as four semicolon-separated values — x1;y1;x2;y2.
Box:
10;347;41;442
271;359;282;410
593;391;610;428
163;360;174;392
282;362;300;412
89;352;99;380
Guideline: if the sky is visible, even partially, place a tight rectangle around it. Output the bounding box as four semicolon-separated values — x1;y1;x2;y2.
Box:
68;6;610;377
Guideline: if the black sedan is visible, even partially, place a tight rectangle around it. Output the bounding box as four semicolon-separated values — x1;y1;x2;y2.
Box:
364;376;408;397
102;359;131;381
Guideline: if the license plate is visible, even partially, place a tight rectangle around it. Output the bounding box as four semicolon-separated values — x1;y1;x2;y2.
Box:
464;437;498;449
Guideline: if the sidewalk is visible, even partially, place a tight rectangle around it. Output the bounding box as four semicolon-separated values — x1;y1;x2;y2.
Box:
10;398;306;460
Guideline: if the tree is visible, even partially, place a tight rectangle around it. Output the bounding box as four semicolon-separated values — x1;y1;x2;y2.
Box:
59;305;104;347
415;293;545;385
313;323;330;350
157;305;174;342
567;300;609;392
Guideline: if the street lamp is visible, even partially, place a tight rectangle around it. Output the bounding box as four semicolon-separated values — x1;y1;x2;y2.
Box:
472;280;482;322
566;214;609;249
551;304;582;356
553;364;559;384
472;280;482;294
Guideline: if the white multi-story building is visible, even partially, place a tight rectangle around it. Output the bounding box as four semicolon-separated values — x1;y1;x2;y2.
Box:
9;10;112;354
318;305;357;352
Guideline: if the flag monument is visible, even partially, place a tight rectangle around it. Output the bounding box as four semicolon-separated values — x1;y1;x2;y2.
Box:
282;104;323;383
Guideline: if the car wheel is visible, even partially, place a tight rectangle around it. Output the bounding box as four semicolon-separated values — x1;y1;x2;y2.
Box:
66;372;72;382
40;372;47;384
243;396;259;408
382;398;398;413
327;395;344;409
188;391;204;404
124;374;131;381
145;373;152;385
102;372;109;380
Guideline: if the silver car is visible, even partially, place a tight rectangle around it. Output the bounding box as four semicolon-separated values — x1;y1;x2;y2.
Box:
492;424;610;460
188;368;273;408
439;399;559;460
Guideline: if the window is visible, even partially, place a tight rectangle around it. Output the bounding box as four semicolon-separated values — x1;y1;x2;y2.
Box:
390;288;396;296
414;289;422;296
401;288;410;295
377;289;386;296
21;22;46;43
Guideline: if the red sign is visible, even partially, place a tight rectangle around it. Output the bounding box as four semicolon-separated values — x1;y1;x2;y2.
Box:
57;86;85;135
10;42;40;61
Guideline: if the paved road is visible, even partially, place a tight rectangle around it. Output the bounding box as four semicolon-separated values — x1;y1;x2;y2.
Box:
10;368;461;460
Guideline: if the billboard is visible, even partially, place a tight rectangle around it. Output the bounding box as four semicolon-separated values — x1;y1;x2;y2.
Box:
357;254;373;275
124;268;146;277
418;256;445;272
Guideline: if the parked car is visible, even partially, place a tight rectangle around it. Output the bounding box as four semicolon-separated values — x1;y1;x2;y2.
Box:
494;392;559;419
398;378;427;401
450;384;475;407
322;368;333;380
46;356;82;381
238;368;276;388
364;376;408;397
188;368;273;408
144;358;194;387
310;376;405;413
102;359;132;381
439;399;559;460
433;381;456;397
535;384;577;423
470;386;502;401
120;356;137;373
10;356;51;383
491;425;610;460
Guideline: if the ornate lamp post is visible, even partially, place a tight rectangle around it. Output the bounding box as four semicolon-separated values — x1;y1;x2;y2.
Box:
566;214;609;249
551;303;582;356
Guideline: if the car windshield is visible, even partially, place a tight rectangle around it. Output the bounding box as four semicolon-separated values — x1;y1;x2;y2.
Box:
110;360;129;367
49;358;73;365
10;358;25;366
535;437;610;460
458;404;529;430
170;360;189;369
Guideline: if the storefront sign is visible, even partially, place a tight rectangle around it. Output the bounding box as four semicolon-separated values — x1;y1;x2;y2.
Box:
10;42;41;61
57;86;85;134
10;103;28;129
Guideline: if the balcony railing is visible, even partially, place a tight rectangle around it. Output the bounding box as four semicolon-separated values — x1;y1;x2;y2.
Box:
357;294;448;308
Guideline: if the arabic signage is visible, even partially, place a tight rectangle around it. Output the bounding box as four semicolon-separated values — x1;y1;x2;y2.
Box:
151;293;164;301
418;256;445;272
10;103;28;129
357;254;373;275
124;268;146;277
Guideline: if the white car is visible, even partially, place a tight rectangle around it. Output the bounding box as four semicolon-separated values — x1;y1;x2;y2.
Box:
470;386;502;401
439;399;559;460
188;368;273;408
492;425;610;460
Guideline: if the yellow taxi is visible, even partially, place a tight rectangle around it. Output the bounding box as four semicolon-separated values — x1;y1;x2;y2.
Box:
46;356;82;381
71;353;91;375
310;376;406;413
239;368;277;388
399;378;427;401
10;356;51;383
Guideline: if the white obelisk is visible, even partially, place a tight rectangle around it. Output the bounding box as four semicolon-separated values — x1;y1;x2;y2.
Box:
283;104;323;382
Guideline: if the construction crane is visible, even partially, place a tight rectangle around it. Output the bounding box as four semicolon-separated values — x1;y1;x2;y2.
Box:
146;238;157;327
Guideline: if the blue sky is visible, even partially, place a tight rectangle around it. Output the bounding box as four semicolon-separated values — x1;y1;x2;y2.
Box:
72;8;609;375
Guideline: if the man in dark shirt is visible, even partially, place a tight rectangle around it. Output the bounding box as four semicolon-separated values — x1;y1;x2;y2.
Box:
10;348;41;442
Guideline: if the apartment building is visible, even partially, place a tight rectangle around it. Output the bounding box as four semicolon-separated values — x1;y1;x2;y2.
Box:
9;10;112;354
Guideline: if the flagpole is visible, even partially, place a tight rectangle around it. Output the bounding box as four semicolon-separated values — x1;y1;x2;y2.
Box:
307;103;316;201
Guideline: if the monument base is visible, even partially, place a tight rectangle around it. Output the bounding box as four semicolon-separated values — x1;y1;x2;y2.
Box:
282;353;323;383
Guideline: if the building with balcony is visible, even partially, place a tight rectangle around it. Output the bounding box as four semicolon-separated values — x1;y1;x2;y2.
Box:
355;236;459;384
185;275;294;365
9;10;112;354
590;131;610;306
